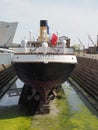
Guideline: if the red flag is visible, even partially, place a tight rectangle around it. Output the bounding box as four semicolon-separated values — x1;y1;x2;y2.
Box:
50;33;58;46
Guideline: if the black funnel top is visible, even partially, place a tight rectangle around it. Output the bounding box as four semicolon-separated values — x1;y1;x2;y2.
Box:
40;20;48;27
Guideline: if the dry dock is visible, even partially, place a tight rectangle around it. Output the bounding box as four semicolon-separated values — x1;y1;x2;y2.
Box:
0;56;98;130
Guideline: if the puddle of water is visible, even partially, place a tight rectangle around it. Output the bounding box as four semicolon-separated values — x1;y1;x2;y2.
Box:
0;79;24;107
62;82;87;112
16;79;24;88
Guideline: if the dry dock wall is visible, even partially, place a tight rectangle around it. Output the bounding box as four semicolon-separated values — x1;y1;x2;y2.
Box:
0;66;17;98
71;57;98;104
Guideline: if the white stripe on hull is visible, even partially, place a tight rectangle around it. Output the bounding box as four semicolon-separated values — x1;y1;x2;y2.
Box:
12;54;77;64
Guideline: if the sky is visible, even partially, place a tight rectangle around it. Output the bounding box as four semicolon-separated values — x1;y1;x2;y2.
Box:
0;0;98;47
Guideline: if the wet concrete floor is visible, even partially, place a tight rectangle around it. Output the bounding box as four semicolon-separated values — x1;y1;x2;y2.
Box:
63;81;98;116
0;79;24;107
0;79;98;130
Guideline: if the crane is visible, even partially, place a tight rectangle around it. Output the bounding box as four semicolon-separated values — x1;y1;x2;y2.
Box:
78;38;85;50
88;35;96;46
78;38;83;47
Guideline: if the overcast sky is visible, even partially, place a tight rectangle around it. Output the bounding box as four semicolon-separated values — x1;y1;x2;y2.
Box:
0;0;98;47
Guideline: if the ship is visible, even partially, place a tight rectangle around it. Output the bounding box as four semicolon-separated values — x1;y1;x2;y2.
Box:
11;20;77;105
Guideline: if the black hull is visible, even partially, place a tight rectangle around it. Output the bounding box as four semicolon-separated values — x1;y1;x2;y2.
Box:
13;62;76;100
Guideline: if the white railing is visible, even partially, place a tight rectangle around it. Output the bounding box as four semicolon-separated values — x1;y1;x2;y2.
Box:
11;46;74;54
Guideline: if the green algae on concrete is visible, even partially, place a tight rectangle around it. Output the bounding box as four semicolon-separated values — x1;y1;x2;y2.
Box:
0;82;98;130
62;82;98;130
0;106;31;130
